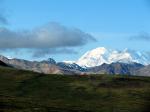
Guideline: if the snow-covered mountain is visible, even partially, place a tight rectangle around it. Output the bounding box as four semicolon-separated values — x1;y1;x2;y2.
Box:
75;47;150;67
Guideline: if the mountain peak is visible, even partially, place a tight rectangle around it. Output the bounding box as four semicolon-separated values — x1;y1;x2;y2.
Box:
76;47;108;67
47;58;56;64
91;47;107;54
76;47;150;67
86;47;107;56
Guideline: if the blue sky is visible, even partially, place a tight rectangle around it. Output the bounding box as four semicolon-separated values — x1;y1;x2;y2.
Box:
0;0;150;61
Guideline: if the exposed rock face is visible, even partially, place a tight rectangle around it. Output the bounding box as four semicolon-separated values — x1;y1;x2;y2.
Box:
57;62;86;72
134;65;150;76
0;55;9;63
87;62;144;75
42;58;56;65
0;55;61;74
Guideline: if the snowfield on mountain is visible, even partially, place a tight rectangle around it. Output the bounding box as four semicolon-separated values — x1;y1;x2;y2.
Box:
75;47;150;67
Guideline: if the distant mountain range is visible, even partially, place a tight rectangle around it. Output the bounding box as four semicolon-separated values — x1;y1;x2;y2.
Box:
0;47;150;76
75;47;150;67
87;62;144;75
0;55;84;75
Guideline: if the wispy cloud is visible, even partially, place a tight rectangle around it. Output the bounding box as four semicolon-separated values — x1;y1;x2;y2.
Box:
129;32;150;41
32;48;78;58
0;14;8;25
0;0;8;25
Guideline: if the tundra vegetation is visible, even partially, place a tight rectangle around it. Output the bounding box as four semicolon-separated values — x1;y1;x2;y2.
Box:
0;66;150;112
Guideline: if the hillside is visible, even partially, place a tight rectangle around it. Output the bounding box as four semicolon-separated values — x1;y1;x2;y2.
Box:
0;60;9;67
0;67;150;112
88;62;144;75
135;65;150;76
0;55;85;75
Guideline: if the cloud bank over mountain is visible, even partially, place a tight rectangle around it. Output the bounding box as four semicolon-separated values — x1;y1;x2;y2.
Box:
32;48;78;58
0;22;96;56
0;22;96;49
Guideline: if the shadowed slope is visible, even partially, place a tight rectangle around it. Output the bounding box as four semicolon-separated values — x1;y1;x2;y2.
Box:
0;60;9;67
